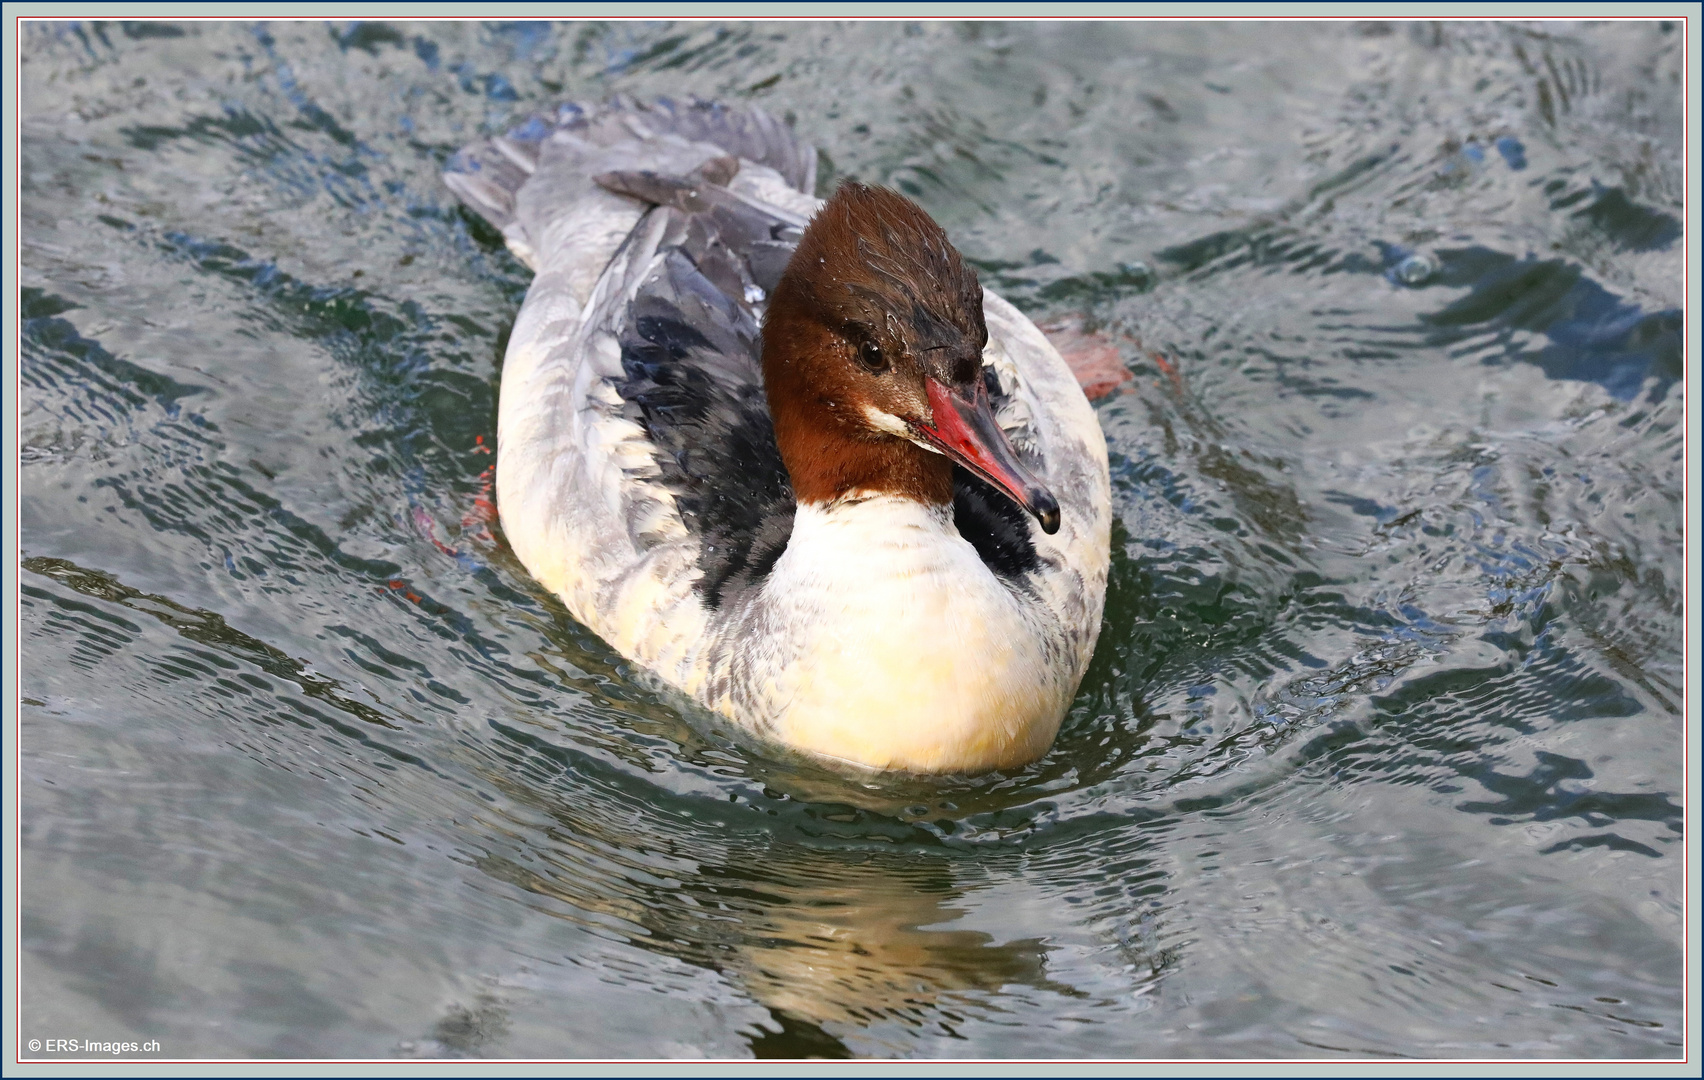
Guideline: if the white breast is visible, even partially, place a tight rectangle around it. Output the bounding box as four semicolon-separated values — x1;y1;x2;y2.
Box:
710;497;1080;774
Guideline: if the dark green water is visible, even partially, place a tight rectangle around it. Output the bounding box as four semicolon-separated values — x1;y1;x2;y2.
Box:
19;20;1685;1059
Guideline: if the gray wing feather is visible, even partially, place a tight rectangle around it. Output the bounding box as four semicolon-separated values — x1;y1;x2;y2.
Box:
445;99;820;680
445;96;814;280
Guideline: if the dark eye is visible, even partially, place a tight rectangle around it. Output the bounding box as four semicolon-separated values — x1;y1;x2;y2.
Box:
858;340;888;373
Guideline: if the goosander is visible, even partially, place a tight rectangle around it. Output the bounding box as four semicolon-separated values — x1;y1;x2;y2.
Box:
445;98;1110;774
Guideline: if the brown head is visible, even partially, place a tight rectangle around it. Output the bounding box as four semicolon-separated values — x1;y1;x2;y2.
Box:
761;182;1059;532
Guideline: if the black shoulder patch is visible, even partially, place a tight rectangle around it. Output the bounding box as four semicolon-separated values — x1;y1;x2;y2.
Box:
615;237;796;611
952;467;1040;579
951;365;1040;579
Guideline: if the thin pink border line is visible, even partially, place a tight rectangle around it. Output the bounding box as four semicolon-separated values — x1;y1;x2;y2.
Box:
10;10;1693;1067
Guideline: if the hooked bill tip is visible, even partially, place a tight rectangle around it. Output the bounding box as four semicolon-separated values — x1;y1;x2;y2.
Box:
1032;491;1061;534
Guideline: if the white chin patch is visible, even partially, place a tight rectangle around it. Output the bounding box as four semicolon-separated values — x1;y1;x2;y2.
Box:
862;405;943;455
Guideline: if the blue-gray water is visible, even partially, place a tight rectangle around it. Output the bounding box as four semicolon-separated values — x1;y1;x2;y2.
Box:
20;20;1684;1059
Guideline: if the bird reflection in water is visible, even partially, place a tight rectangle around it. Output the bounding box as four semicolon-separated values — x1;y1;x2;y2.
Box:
465;755;1086;1054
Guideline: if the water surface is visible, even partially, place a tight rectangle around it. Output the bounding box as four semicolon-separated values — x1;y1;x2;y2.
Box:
19;19;1685;1059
